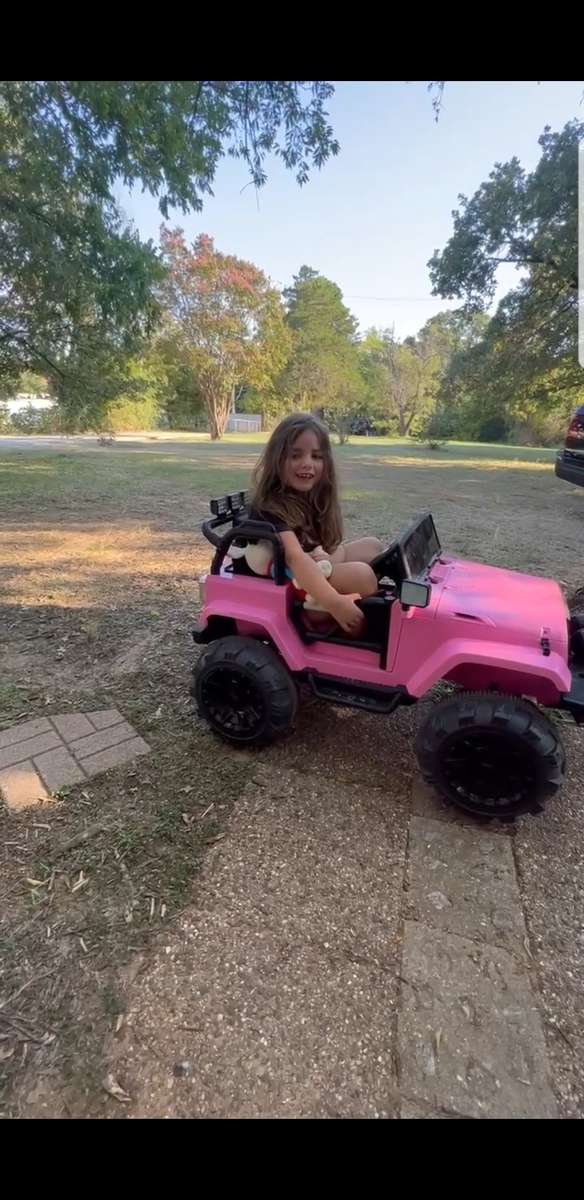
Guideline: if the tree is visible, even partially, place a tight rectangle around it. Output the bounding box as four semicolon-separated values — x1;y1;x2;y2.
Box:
279;267;364;437
158;229;290;439
1;81;338;408
359;327;441;436
429;120;582;409
418;310;490;439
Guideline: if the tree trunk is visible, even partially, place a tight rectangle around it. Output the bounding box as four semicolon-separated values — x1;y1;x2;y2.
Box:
206;393;230;440
394;401;407;437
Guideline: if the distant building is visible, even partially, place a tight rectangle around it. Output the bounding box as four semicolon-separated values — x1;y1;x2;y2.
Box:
226;413;262;433
5;394;55;415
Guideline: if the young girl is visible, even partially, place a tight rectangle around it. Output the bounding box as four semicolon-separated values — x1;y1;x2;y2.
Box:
250;413;384;634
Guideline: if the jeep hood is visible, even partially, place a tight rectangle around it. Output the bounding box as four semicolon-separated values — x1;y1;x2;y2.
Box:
435;558;569;660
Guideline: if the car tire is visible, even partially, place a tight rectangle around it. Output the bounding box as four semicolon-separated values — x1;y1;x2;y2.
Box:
415;691;565;818
192;636;297;745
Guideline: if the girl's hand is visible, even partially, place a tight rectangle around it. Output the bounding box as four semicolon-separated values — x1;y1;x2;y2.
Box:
310;546;329;563
331;593;364;634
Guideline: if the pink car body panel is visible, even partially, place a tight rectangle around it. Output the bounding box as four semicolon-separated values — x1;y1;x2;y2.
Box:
198;549;572;705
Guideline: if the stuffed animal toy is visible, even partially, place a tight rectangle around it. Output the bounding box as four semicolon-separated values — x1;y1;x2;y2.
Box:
229;539;333;610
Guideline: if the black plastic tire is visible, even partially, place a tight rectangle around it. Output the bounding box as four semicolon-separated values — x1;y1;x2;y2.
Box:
415;691;565;818
192;636;297;745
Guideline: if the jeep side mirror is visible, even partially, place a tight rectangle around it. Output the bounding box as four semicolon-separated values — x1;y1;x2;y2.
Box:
400;580;431;609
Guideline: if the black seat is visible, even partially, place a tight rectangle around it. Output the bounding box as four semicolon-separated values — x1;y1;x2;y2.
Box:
292;591;394;660
370;540;401;583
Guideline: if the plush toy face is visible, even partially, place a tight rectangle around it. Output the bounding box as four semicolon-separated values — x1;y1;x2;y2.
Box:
229;538;274;577
229;539;333;609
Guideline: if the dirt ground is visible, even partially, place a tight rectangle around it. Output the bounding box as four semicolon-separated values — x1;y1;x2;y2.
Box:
1;434;584;1118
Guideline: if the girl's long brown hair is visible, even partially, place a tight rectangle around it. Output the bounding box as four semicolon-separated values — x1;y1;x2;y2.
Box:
251;413;343;551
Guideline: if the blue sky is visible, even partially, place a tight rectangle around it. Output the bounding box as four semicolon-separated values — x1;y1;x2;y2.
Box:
117;81;584;339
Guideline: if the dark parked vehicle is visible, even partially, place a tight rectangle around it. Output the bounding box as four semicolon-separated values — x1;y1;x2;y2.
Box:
350;416;375;436
556;405;584;487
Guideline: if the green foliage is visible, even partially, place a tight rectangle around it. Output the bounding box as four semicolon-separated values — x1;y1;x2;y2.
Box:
477;414;509;443
8;402;63;433
1;81;338;422
52;338;153;433
160;367;206;430
279;267;363;436
17;370;48;395
358;325;438;437
238;385;290;429
429;120;582;414
158;229;290;438
104;355;165;432
1;81;339;218
413;408;456;449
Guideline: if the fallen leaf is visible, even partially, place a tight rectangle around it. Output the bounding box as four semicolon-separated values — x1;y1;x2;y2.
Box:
102;1074;132;1104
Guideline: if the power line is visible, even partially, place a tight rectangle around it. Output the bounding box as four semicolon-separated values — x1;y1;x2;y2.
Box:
344;294;446;303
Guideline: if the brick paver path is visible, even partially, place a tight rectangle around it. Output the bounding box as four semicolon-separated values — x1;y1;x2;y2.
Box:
0;710;150;809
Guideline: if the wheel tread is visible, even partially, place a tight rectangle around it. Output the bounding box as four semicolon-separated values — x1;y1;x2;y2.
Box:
415;690;565;818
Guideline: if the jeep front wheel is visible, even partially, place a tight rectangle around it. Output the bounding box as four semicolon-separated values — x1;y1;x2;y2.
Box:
415;692;565;818
192;636;297;745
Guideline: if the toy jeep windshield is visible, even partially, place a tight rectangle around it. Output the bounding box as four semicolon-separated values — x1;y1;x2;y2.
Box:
192;492;584;819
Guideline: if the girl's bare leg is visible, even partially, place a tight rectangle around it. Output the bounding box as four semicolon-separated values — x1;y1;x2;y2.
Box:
311;541;382;604
305;541;382;633
329;561;377;598
339;537;384;564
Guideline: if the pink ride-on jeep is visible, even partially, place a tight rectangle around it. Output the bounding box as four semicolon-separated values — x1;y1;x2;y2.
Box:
192;492;584;819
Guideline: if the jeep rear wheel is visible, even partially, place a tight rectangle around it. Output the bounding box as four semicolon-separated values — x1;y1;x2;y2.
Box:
192;636;297;745
415;692;565;818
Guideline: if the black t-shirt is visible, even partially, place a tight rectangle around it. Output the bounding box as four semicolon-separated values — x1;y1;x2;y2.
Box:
248;508;319;553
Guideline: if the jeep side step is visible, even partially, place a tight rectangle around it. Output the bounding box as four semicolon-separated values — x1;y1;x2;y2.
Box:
306;672;411;714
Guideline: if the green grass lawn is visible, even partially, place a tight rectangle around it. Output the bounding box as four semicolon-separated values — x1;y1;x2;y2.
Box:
0;435;558;514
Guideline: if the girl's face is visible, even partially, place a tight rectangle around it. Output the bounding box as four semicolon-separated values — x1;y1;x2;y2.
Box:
281;429;325;494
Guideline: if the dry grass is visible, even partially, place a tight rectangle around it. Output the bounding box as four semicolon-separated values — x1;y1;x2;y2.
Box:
0;434;583;1115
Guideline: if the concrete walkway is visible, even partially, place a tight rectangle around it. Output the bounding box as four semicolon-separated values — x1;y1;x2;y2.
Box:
107;757;556;1118
401;780;555;1117
0;710;150;809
